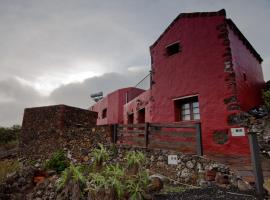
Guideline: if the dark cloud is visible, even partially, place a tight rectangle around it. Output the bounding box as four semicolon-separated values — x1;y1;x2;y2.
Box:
0;0;269;126
0;78;50;126
0;70;150;126
50;69;150;108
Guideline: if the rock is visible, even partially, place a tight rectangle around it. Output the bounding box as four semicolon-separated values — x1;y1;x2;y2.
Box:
83;156;89;162
157;155;163;162
157;161;165;167
150;174;169;184
148;177;163;192
36;190;42;196
186;161;195;169
18;177;26;184
67;151;72;159
237;179;251;191
215;172;229;184
34;163;41;168
197;162;202;170
198;180;209;188
150;155;155;162
6;171;16;178
47;170;57;176
180;168;190;178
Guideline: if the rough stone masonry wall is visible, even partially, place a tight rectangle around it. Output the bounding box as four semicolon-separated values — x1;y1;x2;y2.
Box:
20;105;112;161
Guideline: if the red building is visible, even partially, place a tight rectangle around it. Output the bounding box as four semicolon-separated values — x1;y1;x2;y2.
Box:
90;87;144;125
91;9;264;156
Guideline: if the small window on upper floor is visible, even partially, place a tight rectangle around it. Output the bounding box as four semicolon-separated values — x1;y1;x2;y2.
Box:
166;42;181;56
102;108;107;119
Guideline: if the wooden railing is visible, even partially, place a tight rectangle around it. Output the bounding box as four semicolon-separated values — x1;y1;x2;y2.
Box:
113;122;202;156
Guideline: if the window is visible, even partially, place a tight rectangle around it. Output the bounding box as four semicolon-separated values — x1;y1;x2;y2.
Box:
174;96;200;121
102;108;107;119
128;113;134;124
243;72;247;81
166;42;181;56
137;108;145;124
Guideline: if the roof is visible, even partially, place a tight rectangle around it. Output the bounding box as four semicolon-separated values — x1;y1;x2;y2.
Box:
150;9;263;64
150;9;226;49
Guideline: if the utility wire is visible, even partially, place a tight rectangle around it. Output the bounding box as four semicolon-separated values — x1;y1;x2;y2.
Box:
134;72;151;88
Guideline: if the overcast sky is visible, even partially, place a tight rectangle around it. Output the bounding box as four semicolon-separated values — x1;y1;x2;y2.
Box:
0;0;269;126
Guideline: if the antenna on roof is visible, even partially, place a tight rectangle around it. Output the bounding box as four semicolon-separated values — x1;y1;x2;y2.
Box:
90;91;103;102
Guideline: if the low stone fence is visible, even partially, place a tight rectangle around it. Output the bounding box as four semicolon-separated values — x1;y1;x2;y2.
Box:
19;104;112;161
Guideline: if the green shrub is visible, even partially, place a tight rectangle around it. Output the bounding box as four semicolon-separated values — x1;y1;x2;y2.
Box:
125;151;145;168
57;164;85;190
45;150;69;173
263;89;270;111
91;143;109;167
0;125;21;144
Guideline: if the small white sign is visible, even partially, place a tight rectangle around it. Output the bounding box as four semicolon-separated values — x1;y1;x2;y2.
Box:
231;128;245;137
168;155;178;165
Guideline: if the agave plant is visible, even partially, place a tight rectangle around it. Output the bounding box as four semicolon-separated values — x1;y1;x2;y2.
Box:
57;164;85;190
107;176;125;199
87;173;109;192
126;179;144;200
137;170;150;189
125;151;145;175
104;163;124;178
69;164;86;184
57;168;69;190
91;143;109;167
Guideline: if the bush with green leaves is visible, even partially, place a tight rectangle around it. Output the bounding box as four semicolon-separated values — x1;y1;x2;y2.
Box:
263;89;270;111
91;143;109;167
0;125;21;144
45;150;69;173
86;162;150;199
87;164;125;199
127;170;150;200
57;164;86;190
125;151;145;168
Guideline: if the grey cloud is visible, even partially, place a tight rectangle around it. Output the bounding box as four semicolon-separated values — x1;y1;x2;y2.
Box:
1;0;268;83
0;0;269;126
0;78;50;126
0;69;150;126
49;69;150;108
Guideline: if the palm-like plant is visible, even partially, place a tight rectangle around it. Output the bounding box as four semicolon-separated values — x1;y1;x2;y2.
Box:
137;170;150;189
88;173;109;192
57;164;85;190
104;163;124;178
107;176;125;199
57;168;69;190
126;180;144;200
125;151;145;175
125;151;145;168
70;164;86;184
91;143;109;167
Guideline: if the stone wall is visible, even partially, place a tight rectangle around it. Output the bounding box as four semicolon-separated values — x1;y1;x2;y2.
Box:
19;104;113;160
247;114;270;157
21;104;97;132
20;126;112;161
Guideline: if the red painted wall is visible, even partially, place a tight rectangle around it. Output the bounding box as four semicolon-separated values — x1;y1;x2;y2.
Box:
91;88;144;125
124;90;151;124
228;26;264;111
91;10;264;157
149;12;263;156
